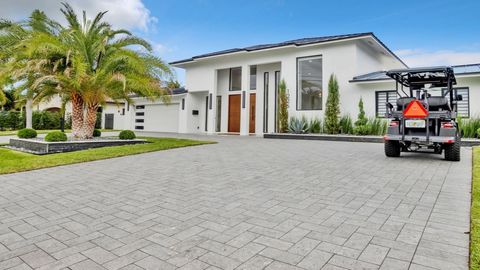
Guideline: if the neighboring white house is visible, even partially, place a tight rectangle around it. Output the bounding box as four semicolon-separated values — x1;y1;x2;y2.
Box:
123;32;480;136
35;95;126;130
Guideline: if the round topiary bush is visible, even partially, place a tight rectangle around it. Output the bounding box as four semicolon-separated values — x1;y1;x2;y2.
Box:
17;128;37;139
44;131;67;142
93;129;102;137
119;130;136;140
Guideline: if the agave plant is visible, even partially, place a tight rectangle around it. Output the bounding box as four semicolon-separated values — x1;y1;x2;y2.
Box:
289;116;309;134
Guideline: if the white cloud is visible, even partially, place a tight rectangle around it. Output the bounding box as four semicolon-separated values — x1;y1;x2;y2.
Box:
0;0;156;31
395;49;480;67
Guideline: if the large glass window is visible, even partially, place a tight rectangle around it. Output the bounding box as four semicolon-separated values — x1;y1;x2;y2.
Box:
229;67;242;91
250;66;257;90
297;56;323;110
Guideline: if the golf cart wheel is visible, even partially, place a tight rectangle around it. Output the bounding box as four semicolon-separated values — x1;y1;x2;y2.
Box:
385;141;401;157
444;141;460;161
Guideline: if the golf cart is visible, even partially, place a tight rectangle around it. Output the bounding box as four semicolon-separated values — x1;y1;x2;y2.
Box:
384;66;461;161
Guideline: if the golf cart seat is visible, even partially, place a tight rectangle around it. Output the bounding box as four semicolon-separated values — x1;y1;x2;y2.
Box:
427;96;450;111
396;97;415;110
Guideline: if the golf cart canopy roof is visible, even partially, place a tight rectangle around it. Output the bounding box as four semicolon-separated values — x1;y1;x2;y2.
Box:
386;66;457;88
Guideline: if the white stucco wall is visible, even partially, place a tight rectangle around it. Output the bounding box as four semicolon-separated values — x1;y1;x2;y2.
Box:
101;103;125;130
175;36;410;135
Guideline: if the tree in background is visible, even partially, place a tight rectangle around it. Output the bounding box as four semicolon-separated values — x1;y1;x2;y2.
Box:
324;74;340;134
0;90;6;109
0;11;61;127
167;79;181;90
0;3;173;138
277;79;289;133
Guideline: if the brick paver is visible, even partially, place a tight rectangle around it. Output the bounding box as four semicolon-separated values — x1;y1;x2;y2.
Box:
0;135;471;269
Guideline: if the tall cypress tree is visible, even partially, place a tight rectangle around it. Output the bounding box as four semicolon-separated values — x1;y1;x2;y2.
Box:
324;74;340;134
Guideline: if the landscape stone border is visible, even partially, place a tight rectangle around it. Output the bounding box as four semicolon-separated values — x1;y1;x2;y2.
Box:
264;133;480;147
7;138;146;155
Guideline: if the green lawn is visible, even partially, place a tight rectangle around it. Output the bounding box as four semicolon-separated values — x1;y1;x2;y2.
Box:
0;137;213;174
0;129;119;136
472;147;480;270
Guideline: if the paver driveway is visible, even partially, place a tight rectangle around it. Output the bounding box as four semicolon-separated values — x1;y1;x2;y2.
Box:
0;135;471;270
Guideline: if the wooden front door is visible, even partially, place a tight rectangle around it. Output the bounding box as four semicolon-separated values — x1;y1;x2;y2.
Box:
228;94;241;132
249;94;256;133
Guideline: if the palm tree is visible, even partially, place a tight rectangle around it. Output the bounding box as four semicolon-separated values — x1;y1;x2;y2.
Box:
20;3;173;138
0;10;62;127
0;90;6;108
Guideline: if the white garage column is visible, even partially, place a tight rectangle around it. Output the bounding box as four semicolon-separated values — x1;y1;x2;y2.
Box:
178;95;188;133
206;71;217;134
240;64;250;136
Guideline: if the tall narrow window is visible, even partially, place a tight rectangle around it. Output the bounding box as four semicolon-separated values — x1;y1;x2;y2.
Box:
274;71;280;132
250;66;257;90
297;56;323;110
229;67;242;91
263;72;269;133
205;96;209;131
216;96;222;132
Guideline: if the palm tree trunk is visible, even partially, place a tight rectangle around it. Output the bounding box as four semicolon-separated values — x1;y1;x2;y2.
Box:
25;98;33;129
79;103;98;139
71;92;84;137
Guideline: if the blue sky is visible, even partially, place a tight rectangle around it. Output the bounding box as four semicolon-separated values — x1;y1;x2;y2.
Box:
2;0;480;83
138;0;480;83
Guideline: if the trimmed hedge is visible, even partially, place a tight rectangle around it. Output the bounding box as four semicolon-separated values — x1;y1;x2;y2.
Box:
17;128;37;139
119;130;136;140
0;111;101;131
44;131;68;142
93;129;101;137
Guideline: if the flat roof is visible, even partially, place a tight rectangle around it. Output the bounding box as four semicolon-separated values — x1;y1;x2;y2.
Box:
350;63;480;83
170;32;406;67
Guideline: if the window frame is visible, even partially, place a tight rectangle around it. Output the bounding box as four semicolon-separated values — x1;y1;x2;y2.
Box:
250;66;257;90
296;55;323;111
375;90;397;118
229;67;242;91
442;87;470;118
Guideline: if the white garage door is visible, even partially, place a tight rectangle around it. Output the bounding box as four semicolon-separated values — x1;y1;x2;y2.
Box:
143;104;179;132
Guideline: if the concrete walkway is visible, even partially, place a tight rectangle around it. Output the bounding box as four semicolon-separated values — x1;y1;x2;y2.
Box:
0;134;472;269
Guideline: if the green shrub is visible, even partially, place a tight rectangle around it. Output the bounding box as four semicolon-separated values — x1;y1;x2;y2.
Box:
368;118;388;135
478;127;480;139
339;115;354;134
44;131;67;142
288;117;309;134
459;117;480;138
308;118;322;133
324;74;340;134
32;111;62;130
277;79;289;133
93;129;102;137
0;111;23;130
119;130;136;140
17;128;37;139
355;98;368;126
95;112;102;129
353;125;370;135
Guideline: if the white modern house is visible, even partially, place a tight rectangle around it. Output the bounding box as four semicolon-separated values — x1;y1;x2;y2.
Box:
35;32;477;134
122;32;479;136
